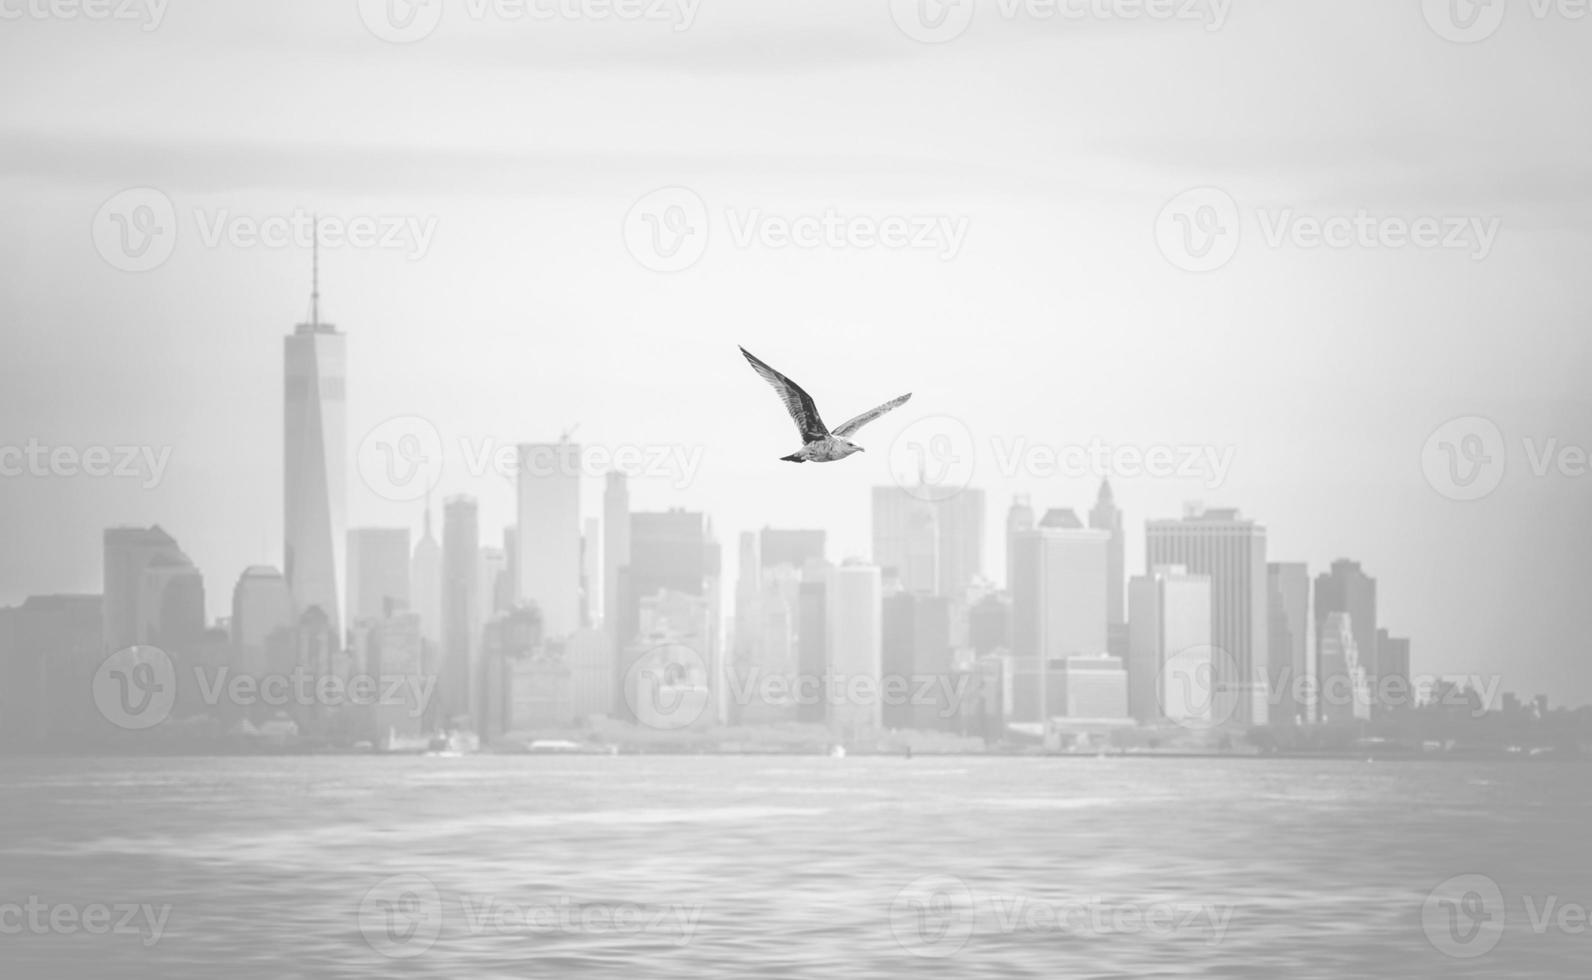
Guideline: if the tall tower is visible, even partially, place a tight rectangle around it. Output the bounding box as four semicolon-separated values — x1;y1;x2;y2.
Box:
516;441;582;639
1315;559;1378;693
1267;562;1311;725
602;471;631;640
410;498;443;646
1089;480;1125;627
1146;506;1269;727
284;225;346;645
442;495;480;725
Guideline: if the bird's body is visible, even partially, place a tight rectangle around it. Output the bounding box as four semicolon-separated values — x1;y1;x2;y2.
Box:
739;346;911;464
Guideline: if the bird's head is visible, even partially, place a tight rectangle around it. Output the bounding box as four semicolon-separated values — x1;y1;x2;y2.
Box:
841;440;865;457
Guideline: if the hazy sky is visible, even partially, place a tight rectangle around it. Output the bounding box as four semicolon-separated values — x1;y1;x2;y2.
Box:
2;1;1590;704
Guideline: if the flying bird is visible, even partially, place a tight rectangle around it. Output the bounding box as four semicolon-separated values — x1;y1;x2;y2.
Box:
739;346;912;463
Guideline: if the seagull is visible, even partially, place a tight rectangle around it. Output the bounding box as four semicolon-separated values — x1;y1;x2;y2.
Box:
739;346;912;463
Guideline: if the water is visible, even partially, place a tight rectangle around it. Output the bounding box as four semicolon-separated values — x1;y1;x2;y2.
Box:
1;756;1587;978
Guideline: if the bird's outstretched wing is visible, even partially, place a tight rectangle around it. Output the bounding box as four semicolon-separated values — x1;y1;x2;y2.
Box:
832;393;912;438
739;347;829;442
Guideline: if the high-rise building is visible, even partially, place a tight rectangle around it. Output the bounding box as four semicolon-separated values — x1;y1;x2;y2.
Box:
826;561;882;735
441;495;480;725
881;592;954;731
283;256;346;644
346;528;411;626
1127;565;1213;725
1318;612;1371;725
365;611;430;744
1;594;104;746
1008;513;1109;721
872;486;938;594
1267;562;1311;725
872;486;985;597
1089;480;1126;627
1315;559;1378;693
1375;628;1412;719
602;471;630;639
410;501;443;646
516;441;582;639
1005;494;1035;590
1146;506;1270;727
231;566;294;676
581;517;601;627
1048;654;1129;720
759;528;826;569
138;551;205;651
102;525;185;651
796;574;828;726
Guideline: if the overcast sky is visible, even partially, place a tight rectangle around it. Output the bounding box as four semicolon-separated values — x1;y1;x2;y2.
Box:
2;0;1589;704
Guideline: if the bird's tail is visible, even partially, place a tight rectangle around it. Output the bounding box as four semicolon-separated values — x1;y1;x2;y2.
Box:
779;453;805;463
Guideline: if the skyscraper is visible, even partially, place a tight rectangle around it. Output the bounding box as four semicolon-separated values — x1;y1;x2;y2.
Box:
283;250;346;645
827;560;882;735
1315;559;1378;695
1008;512;1109;722
759;528;826;569
581;516;601;627
1146;506;1270;727
1005;494;1035;591
441;495;480;725
602;471;630;640
1318;611;1371;725
516;441;582;639
346;528;411;626
1089;480;1126;627
231;566;294;676
1375;628;1412;719
410;501;442;647
871;486;938;594
102;525;185;651
1127;565;1213;724
872;485;985;597
1267;562;1312;725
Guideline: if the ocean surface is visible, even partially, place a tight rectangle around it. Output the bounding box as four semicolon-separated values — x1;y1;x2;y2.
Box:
0;756;1587;979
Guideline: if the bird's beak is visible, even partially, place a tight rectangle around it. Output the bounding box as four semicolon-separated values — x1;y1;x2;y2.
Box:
859;447;867;452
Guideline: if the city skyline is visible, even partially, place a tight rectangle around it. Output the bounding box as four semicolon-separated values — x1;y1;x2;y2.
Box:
4;3;1590;710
